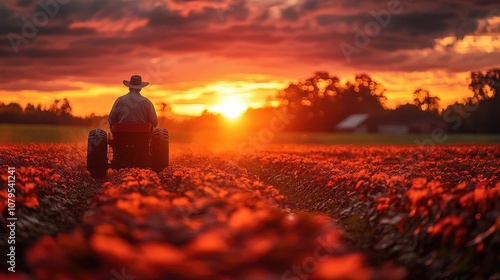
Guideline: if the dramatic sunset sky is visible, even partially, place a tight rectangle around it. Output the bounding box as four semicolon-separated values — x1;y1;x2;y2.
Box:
1;0;499;117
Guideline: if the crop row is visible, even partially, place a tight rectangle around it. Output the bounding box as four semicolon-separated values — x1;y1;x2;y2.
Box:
237;145;500;279
1;144;404;280
0;144;101;272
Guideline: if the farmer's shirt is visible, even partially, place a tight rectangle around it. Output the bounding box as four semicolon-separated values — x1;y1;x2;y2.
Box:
108;91;158;127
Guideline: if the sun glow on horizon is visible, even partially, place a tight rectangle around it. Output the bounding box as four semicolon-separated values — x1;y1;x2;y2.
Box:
0;70;478;118
211;95;248;119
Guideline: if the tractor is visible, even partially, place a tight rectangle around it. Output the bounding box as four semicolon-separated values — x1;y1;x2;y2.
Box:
86;123;169;178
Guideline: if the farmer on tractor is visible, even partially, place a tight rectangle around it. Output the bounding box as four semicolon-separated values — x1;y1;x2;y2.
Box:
108;75;158;127
86;75;169;178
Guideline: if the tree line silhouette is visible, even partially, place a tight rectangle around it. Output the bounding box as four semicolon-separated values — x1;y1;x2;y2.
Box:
0;98;97;126
269;68;500;133
1;68;499;133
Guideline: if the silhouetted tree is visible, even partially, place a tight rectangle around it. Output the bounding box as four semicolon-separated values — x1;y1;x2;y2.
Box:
157;102;174;118
50;99;60;114
25;103;36;112
60;98;72;116
413;88;440;113
469;68;500;102
341;73;387;114
278;71;342;113
44;98;72;117
277;71;343;131
439;68;500;133
277;72;387;131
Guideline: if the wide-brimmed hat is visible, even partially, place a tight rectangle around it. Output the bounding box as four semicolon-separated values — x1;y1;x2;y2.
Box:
123;75;149;89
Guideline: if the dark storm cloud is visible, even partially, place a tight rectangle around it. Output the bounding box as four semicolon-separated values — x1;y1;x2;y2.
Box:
280;6;300;21
16;0;36;8
0;0;499;85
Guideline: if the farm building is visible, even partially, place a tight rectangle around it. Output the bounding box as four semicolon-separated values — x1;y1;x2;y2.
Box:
336;106;447;134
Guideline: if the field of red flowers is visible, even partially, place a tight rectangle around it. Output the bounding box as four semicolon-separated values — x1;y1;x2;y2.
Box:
1;143;499;280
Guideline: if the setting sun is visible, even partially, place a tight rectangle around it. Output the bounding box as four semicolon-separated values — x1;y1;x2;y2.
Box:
213;96;248;119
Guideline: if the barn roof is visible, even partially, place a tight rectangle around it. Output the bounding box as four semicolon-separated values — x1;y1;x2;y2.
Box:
336;114;369;130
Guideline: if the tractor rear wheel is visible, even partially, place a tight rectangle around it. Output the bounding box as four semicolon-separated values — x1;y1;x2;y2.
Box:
87;129;108;178
151;128;169;173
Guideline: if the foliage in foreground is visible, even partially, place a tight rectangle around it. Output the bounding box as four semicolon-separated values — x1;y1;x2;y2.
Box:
2;143;499;279
0;144;404;280
238;145;500;279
